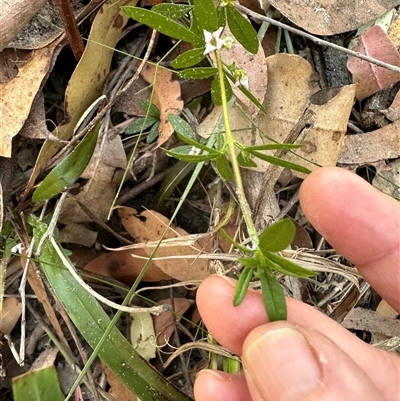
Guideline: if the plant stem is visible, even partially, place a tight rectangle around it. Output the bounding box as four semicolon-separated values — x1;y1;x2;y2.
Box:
215;50;259;248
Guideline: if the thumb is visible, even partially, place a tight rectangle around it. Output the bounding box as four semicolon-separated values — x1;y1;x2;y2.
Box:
242;321;385;401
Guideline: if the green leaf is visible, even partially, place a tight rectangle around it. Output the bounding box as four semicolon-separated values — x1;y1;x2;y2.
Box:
211;75;232;105
13;366;63;401
245;143;302;151
237;150;257;167
259;218;296;253
151;4;193;19
193;0;218;33
265;252;316;278
29;215;189;401
226;7;259;54
164;146;218;162
178;67;218;79
238;257;259;268
233;266;253;306
138;99;160;118
125;117;158;135
122;7;202;45
32;123;100;204
246;150;312;174
168;114;197;141
258;268;287;321
146;121;160;143
215;154;234;181
219;229;252;254
172;48;206;68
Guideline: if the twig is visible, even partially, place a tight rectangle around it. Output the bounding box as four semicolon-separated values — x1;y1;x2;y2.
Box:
236;4;400;74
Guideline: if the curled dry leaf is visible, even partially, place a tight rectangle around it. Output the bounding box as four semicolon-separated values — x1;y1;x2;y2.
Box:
347;25;400;100
267;0;400;35
0;40;60;157
339;120;400;163
372;158;400;199
380;86;400;122
140;64;184;146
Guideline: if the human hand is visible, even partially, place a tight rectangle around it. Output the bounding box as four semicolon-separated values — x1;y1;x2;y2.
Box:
194;167;400;401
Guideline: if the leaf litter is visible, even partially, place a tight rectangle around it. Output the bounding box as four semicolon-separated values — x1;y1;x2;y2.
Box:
1;1;400;399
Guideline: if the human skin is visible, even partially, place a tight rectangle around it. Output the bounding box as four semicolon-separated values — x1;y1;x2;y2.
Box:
194;167;400;401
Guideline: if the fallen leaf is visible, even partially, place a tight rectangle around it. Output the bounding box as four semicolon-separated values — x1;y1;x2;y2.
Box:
141;63;184;146
388;12;400;48
130;311;156;361
347;25;400;100
267;0;400;35
103;365;138;401
0;40;60;157
153;298;192;347
0;297;22;336
116;206;209;281
372;158;400;199
338;120;400;163
380;90;400;122
58;132;126;229
24;0;137;196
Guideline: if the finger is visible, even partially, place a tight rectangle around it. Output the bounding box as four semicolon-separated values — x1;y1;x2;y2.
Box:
299;167;400;311
196;275;400;400
194;370;251;401
242;321;386;401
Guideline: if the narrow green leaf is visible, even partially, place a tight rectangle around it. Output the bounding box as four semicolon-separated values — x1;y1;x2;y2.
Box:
219;229;252;254
215;154;234;181
233;266;253;306
237;151;257;167
259;218;296;253
32;123;100;204
122;7;202;45
193;0;218;32
245;143;302;151
125;117;158;135
164;146;218;162
146;121;160;143
156;161;195;205
13;366;63;401
211;75;232;105
246;150;312;174
172;48;206;68
138;99;160;118
29;216;189;401
226;7;259;54
258;268;287;321
265;252;316;278
178;67;218;79
151;4;193;19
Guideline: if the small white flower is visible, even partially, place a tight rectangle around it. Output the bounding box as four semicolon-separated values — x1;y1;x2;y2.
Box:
203;27;226;55
188;146;202;155
234;70;249;90
11;243;24;254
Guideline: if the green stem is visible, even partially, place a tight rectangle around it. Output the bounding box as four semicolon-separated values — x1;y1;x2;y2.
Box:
215;50;259;248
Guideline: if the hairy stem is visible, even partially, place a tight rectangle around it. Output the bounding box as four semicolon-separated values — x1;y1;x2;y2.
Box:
215;50;259;248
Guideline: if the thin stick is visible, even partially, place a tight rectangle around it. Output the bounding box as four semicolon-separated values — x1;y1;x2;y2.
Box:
236;4;400;74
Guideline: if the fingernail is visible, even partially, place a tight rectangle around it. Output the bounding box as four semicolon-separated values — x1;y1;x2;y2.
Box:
243;327;322;400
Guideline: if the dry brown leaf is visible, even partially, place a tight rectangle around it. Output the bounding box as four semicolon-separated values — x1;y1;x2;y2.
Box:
103;365;138;401
0;40;60;157
141;64;184;146
24;0;138;196
59;223;98;247
347;25;400;100
0;0;47;51
380;90;400;122
267;0;400;35
372;158;400;199
84;250;172;284
339;120;400;164
153;298;192;347
117;206;209;281
58;133;126;231
0;297;22;336
388;12;400;48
